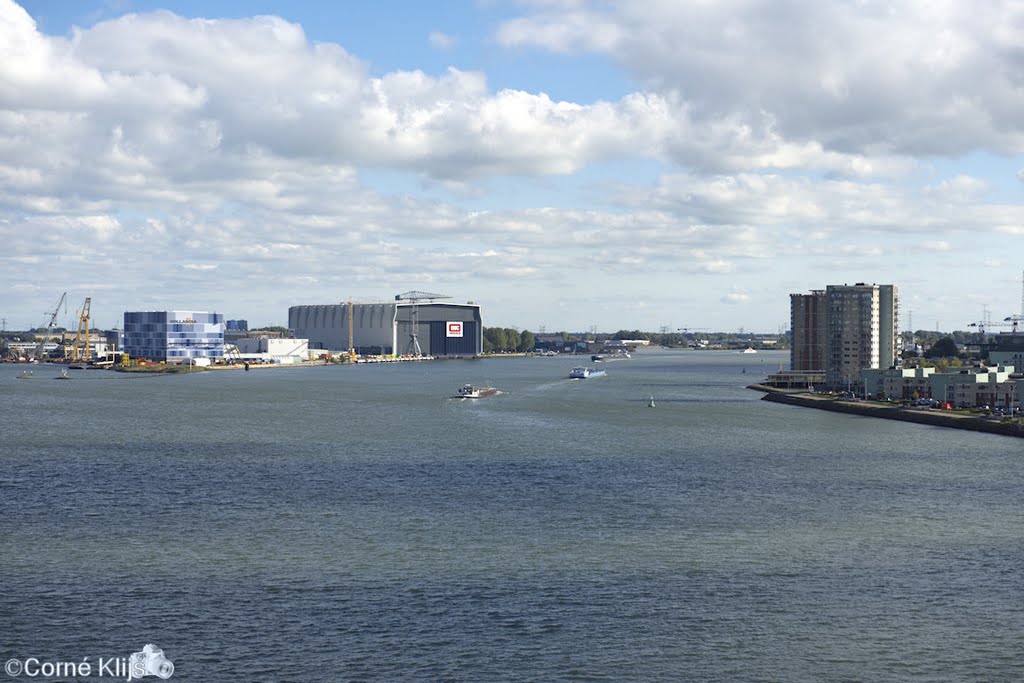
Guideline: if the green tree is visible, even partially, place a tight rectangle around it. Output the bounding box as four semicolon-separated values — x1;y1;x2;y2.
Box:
506;328;520;352
481;327;536;352
483;327;511;353
925;336;959;359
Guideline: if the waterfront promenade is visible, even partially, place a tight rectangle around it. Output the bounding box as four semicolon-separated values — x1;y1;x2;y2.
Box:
750;384;1024;439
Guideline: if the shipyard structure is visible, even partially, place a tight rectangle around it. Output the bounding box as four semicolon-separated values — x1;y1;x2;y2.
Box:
288;297;483;357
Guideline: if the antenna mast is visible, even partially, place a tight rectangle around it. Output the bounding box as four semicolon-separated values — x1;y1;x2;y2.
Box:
348;297;355;362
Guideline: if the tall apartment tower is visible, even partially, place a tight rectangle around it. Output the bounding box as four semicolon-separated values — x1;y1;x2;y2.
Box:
824;283;898;388
790;283;899;388
790;290;827;371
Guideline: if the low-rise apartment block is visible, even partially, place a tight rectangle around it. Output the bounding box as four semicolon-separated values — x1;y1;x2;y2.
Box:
862;366;935;400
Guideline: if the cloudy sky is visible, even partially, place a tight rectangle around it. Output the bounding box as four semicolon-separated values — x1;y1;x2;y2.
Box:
2;0;1023;333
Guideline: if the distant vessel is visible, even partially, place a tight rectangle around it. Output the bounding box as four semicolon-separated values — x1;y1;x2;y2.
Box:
55;368;72;380
17;370;33;379
741;348;758;354
453;384;498;399
648;396;656;408
592;351;630;361
569;366;606;379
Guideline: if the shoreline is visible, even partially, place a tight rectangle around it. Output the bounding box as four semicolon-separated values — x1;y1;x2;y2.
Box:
107;354;528;373
749;384;1024;439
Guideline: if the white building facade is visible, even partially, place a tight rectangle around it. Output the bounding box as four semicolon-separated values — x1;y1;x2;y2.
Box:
927;365;1018;410
824;283;898;389
861;366;935;399
232;337;310;364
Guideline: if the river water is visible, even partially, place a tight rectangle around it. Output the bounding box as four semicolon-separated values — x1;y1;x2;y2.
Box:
2;350;1022;681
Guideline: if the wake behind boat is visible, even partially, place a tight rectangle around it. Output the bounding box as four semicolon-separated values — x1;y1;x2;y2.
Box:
453;384;498;399
569;366;606;379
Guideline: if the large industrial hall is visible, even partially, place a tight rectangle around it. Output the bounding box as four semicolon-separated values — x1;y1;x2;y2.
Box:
288;291;483;357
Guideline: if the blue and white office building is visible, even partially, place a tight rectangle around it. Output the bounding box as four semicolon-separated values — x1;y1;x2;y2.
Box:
123;310;225;362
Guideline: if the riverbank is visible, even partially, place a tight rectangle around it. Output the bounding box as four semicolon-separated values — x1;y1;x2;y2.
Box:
114;364;208;374
114;360;333;373
749;384;1024;439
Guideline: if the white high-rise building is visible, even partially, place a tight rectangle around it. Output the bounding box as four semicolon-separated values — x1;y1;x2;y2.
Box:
824;283;898;389
790;283;899;389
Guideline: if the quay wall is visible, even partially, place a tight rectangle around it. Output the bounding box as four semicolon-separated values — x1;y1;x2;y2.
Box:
748;385;1024;439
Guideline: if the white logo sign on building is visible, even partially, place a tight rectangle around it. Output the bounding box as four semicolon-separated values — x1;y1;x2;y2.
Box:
446;321;463;338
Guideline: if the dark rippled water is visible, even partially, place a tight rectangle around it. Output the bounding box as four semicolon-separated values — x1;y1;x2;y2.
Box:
3;351;1023;681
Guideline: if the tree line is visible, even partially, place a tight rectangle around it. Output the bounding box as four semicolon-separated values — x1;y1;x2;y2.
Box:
480;327;794;353
482;327;535;353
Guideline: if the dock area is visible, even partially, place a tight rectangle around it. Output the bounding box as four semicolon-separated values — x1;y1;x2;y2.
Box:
749;384;1024;439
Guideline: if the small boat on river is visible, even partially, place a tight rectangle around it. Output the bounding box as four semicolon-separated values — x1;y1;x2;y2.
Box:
453;384;498;399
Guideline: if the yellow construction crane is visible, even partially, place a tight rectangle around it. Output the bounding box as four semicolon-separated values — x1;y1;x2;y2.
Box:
71;297;92;362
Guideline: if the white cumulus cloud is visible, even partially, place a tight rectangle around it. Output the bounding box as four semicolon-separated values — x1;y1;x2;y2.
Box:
496;0;1024;156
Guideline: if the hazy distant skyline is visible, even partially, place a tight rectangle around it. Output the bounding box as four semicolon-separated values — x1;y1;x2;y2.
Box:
2;0;1022;332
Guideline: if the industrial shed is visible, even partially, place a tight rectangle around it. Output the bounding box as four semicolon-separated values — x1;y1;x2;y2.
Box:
288;298;482;357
